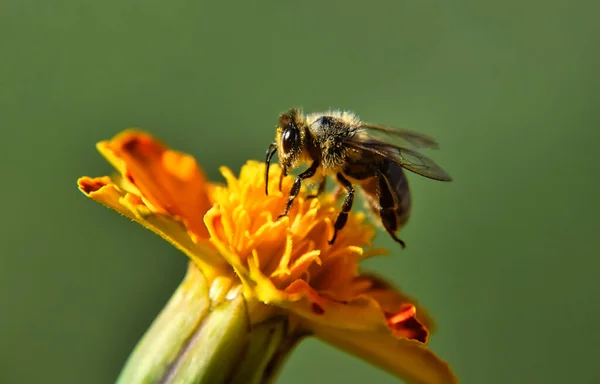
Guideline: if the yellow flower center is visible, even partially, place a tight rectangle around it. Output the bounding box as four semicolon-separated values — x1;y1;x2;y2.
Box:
205;161;379;304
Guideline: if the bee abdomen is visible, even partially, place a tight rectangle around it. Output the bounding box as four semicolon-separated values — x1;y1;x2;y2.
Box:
346;159;411;233
375;160;411;233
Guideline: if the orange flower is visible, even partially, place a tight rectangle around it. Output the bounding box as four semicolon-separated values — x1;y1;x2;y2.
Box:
78;130;457;384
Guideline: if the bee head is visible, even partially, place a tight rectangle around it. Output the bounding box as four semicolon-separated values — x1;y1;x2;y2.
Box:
277;108;303;170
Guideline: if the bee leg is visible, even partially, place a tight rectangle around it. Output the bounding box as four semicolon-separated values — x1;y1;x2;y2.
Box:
306;177;326;200
279;165;288;192
265;142;277;196
278;161;319;220
380;209;406;248
376;172;407;248
328;173;354;245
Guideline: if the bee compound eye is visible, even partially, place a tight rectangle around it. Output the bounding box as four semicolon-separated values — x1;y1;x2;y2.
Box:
281;128;297;154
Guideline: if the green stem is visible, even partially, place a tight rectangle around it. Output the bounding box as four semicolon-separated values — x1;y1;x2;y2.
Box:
116;263;300;384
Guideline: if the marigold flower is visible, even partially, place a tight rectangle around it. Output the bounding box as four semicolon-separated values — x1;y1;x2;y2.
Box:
78;130;457;384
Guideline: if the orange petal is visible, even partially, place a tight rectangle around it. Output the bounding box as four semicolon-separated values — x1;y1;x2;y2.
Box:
311;323;458;384
386;304;428;343
96;130;211;240
77;176;226;280
247;268;391;333
358;272;436;334
244;254;431;342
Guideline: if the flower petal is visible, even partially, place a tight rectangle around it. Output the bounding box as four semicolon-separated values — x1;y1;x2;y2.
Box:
311;324;458;384
96;130;211;240
240;244;431;340
246;262;390;333
77;176;226;278
358;272;436;334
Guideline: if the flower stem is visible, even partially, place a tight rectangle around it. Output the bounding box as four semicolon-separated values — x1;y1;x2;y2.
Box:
116;263;300;384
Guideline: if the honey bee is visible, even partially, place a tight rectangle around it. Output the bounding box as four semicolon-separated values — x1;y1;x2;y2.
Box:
265;108;452;247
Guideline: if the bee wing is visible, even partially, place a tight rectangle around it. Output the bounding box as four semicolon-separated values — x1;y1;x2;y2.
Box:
345;139;453;182
359;123;440;149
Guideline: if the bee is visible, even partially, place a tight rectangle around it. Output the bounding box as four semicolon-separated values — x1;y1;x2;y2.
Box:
264;108;452;247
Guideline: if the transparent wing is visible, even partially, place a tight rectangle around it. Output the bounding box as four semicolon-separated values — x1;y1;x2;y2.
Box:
396;146;453;181
359;122;440;149
345;139;453;182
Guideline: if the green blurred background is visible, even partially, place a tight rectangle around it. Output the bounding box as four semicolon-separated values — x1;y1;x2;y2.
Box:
1;0;599;383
